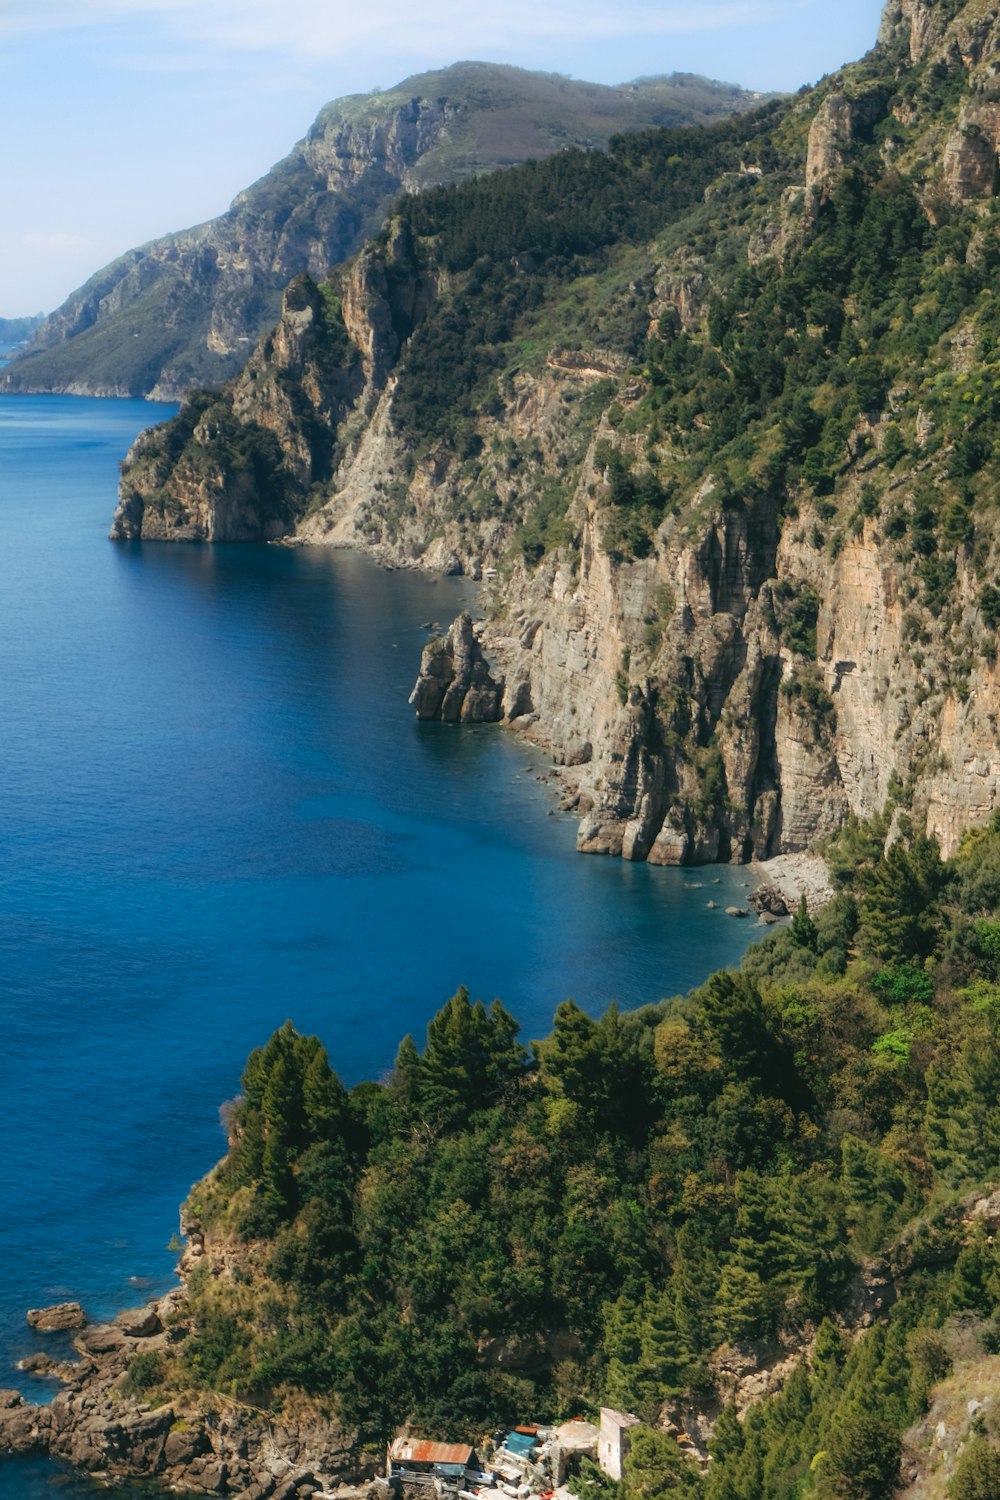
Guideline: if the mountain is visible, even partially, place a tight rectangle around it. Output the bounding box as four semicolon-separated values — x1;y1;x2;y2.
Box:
0;313;42;345
0;66;764;402
116;0;1000;874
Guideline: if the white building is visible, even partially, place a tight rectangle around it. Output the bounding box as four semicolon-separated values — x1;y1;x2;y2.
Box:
598;1408;640;1482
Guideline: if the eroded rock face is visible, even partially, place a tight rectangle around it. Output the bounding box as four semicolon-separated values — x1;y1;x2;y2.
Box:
879;0;940;63
3;1285;370;1496
805;89;889;193
26;1302;86;1331
943;102;1000;202
410;614;504;724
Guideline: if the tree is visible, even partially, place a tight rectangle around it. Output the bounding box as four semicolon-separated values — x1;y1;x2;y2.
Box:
950;1437;1000;1500
818;1408;900;1499
624;1427;702;1499
791;894;819;951
262;1053;300;1217
862;836;950;962
421;987;528;1126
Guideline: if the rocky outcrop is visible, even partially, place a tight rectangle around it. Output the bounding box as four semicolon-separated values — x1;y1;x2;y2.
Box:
26;1302;86;1332
805;88;889;193
110;270;368;542
409;614;504;723
1;66;763;401
2;1285;367;1495
942;101;1000;202
878;0;942;63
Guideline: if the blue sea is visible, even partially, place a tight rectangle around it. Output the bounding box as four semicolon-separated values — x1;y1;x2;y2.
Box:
0;394;762;1497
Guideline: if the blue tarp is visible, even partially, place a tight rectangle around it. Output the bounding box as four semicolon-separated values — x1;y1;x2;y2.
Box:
505;1433;536;1459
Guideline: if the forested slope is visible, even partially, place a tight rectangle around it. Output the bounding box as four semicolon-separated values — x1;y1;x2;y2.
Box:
0;66;761;401
118;813;1000;1500
114;0;1000;870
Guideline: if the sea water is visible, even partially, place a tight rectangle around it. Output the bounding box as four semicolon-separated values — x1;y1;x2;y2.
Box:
0;394;763;1496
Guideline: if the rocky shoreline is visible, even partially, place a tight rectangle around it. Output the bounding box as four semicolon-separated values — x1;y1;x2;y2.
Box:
1;1242;371;1497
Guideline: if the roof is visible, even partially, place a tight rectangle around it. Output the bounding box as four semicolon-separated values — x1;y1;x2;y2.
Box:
599;1409;640;1430
390;1440;475;1466
555;1421;599;1448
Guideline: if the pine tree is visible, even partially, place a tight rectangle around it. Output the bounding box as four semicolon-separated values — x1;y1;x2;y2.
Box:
950;1436;1000;1500
791;893;819;951
950;1224;998;1316
673;1221;720;1359
262;1053;300;1219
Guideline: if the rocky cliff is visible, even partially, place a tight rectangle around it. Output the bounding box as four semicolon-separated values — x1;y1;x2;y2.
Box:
1;66;763;402
113;0;1000;866
0;1224;367;1496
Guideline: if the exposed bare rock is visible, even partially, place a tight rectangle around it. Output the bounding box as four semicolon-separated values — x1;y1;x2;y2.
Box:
707;1332;818;1418
409;613;504;724
26;1302;86;1331
878;0;948;64
943;102;1000;201
115;1306;163;1339
806;88;889;193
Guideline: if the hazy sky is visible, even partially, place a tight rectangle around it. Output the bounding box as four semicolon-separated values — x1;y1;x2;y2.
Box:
1;0;881;317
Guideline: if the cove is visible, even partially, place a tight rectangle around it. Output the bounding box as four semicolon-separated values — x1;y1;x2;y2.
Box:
0;394;762;1498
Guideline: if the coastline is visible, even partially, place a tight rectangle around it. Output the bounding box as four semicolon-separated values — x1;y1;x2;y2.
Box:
752;851;834;914
0;1240;370;1497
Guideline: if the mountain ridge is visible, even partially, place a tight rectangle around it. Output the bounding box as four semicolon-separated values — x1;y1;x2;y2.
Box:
0;64;765;402
111;0;1000;872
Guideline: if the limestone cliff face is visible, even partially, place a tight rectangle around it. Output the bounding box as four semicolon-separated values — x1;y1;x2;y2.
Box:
805;89;890;193
2;65;763;401
465;468;1000;864
112;0;1000;864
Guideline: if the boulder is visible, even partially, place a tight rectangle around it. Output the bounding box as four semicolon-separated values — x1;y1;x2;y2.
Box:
748;883;789;917
17;1352;59;1376
115;1306;163;1338
75;1323;128;1356
27;1301;86;1331
165;1424;212;1466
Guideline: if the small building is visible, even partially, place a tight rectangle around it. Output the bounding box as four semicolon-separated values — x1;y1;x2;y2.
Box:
552;1420;599;1485
388;1438;477;1482
598;1409;640;1482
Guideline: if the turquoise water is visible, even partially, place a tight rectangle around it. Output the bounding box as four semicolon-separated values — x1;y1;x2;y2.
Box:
0;394;762;1496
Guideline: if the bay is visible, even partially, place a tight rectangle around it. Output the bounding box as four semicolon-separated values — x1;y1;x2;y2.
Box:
0;394;762;1497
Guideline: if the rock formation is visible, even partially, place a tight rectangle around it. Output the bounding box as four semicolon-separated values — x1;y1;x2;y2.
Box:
1;67;763;401
26;1302;86;1332
409;614;504;723
2;1266;367;1495
109;0;1000;867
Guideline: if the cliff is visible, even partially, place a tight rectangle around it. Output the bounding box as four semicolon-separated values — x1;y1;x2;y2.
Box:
0;1230;368;1495
0;66;763;402
113;0;1000;866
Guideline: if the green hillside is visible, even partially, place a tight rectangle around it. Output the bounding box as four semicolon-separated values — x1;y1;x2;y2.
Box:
132;814;1000;1500
0;65;764;401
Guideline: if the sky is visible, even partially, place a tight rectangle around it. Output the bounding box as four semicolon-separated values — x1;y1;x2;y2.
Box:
0;0;882;318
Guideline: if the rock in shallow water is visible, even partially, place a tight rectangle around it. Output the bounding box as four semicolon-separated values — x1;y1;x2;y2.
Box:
26;1301;86;1331
409;612;503;723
